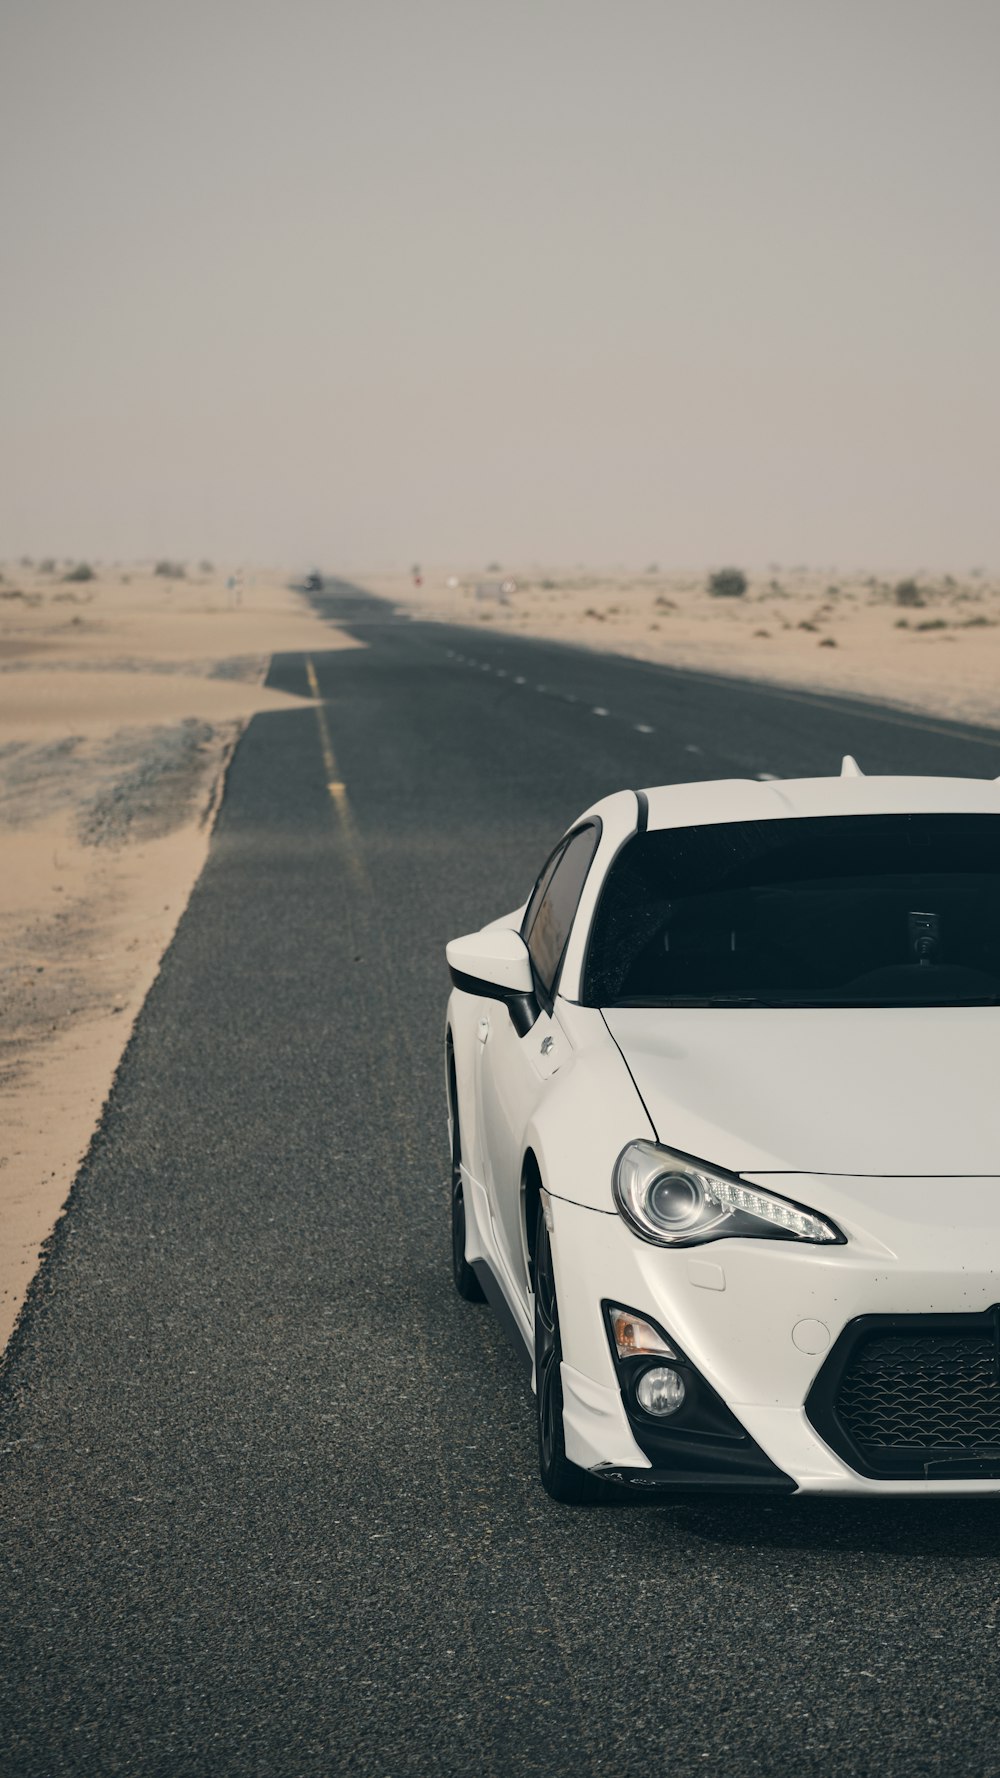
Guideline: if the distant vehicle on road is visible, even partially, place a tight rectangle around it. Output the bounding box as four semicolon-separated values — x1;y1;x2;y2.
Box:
446;764;1000;1501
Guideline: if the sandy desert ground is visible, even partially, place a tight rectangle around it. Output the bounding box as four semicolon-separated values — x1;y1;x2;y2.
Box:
365;565;1000;732
0;561;359;1351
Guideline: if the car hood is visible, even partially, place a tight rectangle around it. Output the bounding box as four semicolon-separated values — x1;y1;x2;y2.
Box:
602;1005;1000;1176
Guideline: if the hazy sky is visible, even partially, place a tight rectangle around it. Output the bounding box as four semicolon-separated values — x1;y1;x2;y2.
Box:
2;0;998;570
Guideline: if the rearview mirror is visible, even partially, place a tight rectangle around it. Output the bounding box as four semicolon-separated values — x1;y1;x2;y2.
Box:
446;928;538;1034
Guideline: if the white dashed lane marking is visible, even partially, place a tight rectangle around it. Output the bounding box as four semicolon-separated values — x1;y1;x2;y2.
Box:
448;648;670;737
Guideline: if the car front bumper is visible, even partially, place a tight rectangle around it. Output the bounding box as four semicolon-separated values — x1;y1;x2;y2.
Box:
548;1177;1000;1496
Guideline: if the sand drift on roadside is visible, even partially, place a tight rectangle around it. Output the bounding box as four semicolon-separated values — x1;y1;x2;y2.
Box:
0;565;360;1352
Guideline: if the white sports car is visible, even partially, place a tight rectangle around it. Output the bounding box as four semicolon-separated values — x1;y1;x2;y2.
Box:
445;763;1000;1501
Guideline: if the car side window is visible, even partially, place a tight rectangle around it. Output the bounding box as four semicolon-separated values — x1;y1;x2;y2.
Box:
521;843;568;946
524;825;600;1002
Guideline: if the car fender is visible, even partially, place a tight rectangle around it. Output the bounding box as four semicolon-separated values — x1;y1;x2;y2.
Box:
521;1002;655;1214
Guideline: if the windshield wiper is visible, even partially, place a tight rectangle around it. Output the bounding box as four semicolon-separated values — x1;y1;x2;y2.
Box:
610;992;1000;1009
611;994;786;1008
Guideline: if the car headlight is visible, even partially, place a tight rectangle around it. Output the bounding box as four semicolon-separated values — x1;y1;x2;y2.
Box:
613;1142;843;1247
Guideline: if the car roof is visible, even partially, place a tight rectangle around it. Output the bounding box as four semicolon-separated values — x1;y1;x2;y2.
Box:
640;773;1000;833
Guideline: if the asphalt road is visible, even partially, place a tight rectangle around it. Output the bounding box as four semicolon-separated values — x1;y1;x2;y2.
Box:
4;581;1000;1778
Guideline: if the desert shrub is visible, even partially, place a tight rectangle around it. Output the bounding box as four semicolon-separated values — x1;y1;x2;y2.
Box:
38;558;56;574
894;579;924;607
540;578;557;590
155;560;186;578
707;568;748;599
63;562;95;582
916;618;948;631
485;561;501;572
199;559;214;573
819;636;838;647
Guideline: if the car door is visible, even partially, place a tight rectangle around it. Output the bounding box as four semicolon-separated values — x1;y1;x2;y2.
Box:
476;824;601;1300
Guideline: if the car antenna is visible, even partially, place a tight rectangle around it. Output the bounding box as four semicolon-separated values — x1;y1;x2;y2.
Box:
840;755;864;777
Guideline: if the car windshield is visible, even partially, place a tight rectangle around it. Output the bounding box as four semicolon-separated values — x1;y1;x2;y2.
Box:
583;813;1000;1007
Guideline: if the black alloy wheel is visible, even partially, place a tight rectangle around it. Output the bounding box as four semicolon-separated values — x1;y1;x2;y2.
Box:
450;1069;485;1302
533;1199;610;1504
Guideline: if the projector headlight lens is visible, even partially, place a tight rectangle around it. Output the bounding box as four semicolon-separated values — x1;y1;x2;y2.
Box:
613;1142;842;1247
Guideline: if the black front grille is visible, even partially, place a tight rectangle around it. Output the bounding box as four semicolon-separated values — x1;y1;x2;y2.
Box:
806;1311;1000;1479
839;1331;1000;1452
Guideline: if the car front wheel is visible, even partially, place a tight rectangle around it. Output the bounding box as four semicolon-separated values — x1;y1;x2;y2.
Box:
450;1069;485;1303
533;1199;610;1505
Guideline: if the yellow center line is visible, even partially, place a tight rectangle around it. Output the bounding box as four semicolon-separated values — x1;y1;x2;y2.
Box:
305;656;367;884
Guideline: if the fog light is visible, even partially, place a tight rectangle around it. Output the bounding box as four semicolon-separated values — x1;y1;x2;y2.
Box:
636;1365;686;1417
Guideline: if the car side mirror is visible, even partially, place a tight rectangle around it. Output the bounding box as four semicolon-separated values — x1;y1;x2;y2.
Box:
446;928;538;1035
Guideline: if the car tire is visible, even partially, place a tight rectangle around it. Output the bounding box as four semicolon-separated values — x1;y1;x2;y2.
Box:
450;1073;485;1303
533;1199;611;1505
